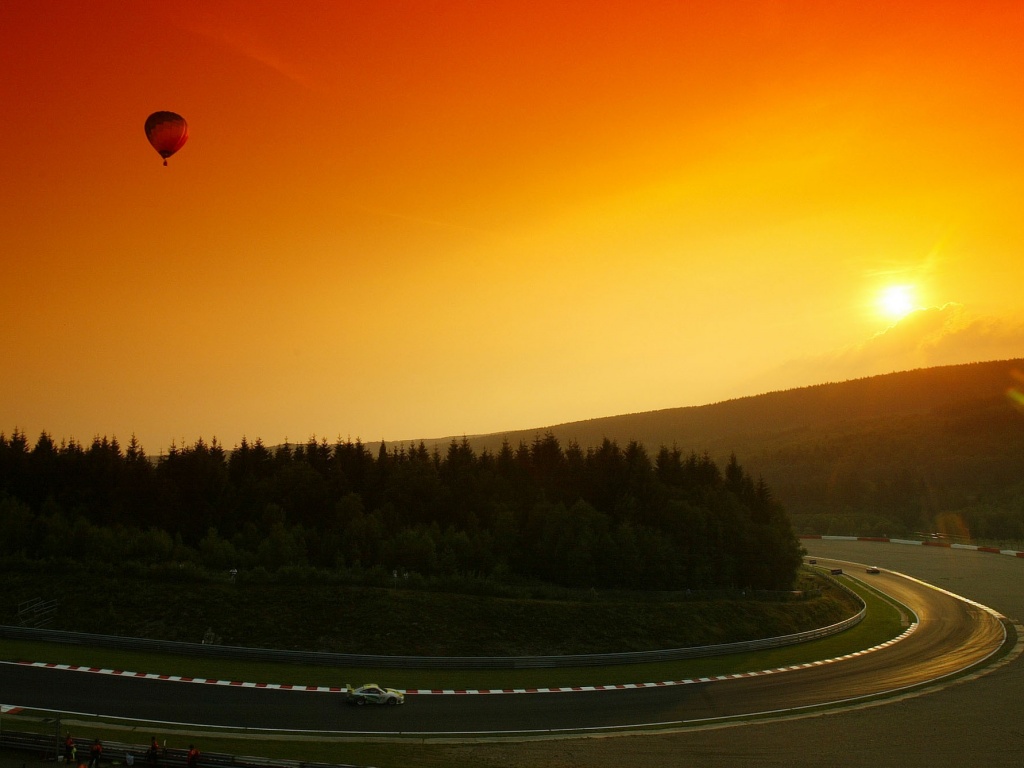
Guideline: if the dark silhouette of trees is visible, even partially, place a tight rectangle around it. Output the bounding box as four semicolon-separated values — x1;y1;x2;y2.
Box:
0;429;806;590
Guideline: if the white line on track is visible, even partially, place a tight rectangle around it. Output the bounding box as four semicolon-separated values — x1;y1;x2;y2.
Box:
4;624;917;697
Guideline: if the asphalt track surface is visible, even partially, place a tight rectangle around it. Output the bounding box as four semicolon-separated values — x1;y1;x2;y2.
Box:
0;546;1014;739
464;541;1024;768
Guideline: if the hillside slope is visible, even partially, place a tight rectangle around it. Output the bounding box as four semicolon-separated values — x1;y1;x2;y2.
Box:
416;359;1024;538
427;359;1020;455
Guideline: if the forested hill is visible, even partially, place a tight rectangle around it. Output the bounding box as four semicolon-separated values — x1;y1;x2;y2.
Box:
439;359;1023;458
429;359;1024;540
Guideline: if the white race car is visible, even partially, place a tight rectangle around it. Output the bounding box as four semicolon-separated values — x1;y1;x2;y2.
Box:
346;683;405;706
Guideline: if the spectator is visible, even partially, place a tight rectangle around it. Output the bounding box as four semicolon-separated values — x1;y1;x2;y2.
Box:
146;737;159;767
186;745;199;768
88;739;103;768
64;734;76;764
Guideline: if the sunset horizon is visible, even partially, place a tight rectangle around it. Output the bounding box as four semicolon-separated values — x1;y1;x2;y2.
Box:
3;1;1023;455
4;355;1020;457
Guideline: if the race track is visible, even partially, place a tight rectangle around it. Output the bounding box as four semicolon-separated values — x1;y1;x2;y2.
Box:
0;548;1012;737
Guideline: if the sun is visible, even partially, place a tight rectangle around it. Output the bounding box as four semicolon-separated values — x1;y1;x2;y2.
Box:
877;284;917;321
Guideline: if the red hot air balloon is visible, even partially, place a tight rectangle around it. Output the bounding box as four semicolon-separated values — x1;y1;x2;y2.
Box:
144;111;189;166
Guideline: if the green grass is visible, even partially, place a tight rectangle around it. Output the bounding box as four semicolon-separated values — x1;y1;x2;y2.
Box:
0;575;910;768
1;562;863;684
0;587;895;691
4;576;901;695
1;563;854;658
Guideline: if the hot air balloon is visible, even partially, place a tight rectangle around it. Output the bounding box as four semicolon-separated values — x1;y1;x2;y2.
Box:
144;111;189;166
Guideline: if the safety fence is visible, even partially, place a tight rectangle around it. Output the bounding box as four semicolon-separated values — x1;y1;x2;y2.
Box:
800;534;1024;556
0;572;863;670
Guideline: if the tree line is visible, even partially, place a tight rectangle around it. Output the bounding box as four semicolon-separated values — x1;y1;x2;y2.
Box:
0;430;803;591
741;396;1024;543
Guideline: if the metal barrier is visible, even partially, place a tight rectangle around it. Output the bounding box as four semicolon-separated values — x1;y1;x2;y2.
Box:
0;575;865;670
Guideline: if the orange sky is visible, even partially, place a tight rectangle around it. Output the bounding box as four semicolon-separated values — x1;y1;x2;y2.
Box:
3;1;1023;453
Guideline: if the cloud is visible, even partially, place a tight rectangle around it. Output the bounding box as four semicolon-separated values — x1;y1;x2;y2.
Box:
914;309;1024;367
765;305;1024;389
185;19;317;91
857;305;959;360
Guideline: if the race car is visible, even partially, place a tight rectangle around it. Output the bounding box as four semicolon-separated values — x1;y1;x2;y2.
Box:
345;683;405;706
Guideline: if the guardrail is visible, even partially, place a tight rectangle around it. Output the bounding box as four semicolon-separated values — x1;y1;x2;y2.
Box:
0;571;864;669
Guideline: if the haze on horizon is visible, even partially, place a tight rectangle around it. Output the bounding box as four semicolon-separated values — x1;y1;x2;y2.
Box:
3;1;1024;455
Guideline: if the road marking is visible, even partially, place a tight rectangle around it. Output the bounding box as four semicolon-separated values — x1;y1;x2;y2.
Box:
802;535;1024;557
8;625;918;697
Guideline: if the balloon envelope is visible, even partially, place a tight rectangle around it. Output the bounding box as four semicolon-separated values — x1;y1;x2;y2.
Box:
145;111;188;165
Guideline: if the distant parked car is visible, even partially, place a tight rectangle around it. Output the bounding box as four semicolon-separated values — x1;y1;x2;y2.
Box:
346;683;405;706
807;558;817;565
865;566;881;574
830;568;844;575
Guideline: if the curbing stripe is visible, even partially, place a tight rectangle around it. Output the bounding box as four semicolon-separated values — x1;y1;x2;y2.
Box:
12;624;918;697
800;535;1024;557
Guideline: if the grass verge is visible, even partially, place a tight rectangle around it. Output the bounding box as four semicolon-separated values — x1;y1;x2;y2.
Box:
0;576;911;768
0;587;893;691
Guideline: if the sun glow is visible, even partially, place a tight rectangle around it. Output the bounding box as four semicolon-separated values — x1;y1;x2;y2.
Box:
878;285;917;321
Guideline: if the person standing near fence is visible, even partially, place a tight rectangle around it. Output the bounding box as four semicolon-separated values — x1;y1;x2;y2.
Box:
88;739;102;768
64;734;76;764
186;745;199;768
146;736;159;767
